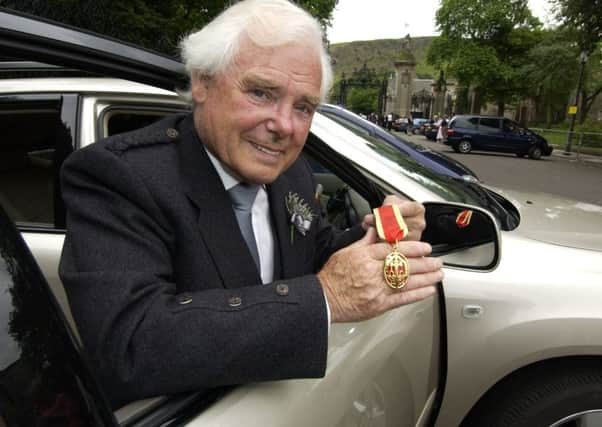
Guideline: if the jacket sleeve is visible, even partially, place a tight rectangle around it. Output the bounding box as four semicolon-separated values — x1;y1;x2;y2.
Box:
59;144;329;408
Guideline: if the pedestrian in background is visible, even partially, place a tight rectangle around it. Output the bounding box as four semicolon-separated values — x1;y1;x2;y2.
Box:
436;115;448;143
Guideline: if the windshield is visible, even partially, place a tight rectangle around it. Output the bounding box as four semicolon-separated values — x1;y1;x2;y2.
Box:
318;115;519;230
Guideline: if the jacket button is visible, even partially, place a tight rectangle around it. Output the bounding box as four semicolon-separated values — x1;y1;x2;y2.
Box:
166;128;179;138
228;296;242;307
276;283;289;296
177;293;193;305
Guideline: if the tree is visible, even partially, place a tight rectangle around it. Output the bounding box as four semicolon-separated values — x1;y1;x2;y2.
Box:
428;0;542;115
551;0;602;123
296;0;338;29
519;29;578;126
347;86;379;115
552;0;601;54
0;0;338;56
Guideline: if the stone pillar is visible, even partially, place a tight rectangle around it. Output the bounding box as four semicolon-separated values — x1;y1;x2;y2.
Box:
432;81;447;118
393;59;416;118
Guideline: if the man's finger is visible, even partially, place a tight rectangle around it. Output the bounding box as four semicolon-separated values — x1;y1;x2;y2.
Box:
402;269;445;291
349;226;378;248
407;256;443;275
386;285;438;309
368;240;433;260
398;201;425;217
362;213;375;227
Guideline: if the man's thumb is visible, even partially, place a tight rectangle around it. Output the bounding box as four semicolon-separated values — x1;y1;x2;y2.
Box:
352;226;377;247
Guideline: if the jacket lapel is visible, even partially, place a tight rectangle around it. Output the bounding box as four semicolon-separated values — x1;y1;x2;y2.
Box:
268;174;310;280
176;116;261;288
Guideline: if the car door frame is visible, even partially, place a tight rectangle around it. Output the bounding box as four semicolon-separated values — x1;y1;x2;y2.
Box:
476;117;506;152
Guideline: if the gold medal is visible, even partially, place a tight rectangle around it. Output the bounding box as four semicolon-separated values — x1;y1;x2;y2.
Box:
383;242;410;289
374;205;411;291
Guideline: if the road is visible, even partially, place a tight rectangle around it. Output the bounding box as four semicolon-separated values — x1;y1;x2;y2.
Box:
396;131;602;206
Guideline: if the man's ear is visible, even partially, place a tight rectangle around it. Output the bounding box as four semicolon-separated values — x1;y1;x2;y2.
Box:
191;74;210;104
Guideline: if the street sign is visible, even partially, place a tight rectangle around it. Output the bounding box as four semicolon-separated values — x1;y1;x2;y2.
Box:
568;105;578;115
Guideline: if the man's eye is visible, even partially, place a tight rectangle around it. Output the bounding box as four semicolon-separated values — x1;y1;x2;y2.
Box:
296;104;314;115
252;89;268;98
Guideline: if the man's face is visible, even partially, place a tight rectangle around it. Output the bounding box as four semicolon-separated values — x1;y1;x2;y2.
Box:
191;39;322;184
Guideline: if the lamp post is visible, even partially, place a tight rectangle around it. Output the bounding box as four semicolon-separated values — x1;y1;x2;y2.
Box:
564;50;588;154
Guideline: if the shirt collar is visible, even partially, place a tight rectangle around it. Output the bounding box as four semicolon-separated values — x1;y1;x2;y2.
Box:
203;145;240;191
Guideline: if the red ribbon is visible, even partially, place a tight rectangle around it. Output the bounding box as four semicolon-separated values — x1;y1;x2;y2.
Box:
456;209;473;228
373;205;408;243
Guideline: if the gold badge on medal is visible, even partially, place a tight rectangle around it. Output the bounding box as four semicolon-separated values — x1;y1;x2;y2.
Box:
383;242;410;289
374;205;410;290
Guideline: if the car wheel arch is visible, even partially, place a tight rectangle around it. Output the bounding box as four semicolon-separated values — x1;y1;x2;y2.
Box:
457;139;472;154
459;356;602;426
528;145;543;160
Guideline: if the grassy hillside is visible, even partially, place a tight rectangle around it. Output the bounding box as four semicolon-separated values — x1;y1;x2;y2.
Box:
329;36;437;81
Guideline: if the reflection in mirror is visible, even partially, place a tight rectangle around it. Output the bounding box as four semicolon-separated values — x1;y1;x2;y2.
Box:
550;410;602;427
421;202;500;270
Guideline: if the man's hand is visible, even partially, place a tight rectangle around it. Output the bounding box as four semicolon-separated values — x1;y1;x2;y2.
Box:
362;196;425;241
318;227;442;323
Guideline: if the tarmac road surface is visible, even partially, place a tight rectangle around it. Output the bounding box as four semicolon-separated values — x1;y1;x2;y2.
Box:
395;131;602;206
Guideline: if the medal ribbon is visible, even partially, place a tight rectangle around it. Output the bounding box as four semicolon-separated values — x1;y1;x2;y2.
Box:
373;205;408;243
456;209;473;229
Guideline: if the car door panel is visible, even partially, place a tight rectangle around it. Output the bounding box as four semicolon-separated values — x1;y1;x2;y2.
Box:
503;119;532;154
477;118;505;151
185;296;440;427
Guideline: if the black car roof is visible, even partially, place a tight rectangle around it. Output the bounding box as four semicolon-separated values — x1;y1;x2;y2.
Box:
0;7;187;91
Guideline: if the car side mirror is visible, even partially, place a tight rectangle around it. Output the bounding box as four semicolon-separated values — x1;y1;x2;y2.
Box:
421;202;500;270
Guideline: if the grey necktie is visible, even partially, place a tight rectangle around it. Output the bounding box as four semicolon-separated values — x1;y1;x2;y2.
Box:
228;183;261;269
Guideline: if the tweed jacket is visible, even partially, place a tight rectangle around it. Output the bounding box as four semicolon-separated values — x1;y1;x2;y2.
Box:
59;113;364;407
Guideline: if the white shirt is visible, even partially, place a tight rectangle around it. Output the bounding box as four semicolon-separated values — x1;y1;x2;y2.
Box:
204;147;331;327
205;149;274;284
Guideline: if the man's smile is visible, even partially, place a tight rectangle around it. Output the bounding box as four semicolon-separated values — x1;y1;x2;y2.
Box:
249;140;283;158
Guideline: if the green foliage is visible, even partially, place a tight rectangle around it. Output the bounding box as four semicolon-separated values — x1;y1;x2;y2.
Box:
551;0;602;54
518;29;578;125
0;0;338;56
429;0;542;114
548;0;602;124
297;0;338;28
347;87;379;114
329;37;437;81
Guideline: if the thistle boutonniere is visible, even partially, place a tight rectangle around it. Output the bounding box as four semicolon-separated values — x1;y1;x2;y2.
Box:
285;191;315;243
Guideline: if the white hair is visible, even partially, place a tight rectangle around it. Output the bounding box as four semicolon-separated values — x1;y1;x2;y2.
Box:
180;0;332;102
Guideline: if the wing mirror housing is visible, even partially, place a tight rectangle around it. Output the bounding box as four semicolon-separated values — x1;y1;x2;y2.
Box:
422;202;501;271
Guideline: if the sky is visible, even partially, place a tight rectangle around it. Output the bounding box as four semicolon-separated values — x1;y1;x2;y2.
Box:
327;0;558;44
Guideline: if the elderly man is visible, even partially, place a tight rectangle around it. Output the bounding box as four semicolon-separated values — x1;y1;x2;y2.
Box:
59;0;443;407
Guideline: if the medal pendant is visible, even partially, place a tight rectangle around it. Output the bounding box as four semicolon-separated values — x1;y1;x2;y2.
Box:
383;242;410;290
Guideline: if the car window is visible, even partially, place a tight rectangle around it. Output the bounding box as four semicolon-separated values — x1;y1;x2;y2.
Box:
451;116;478;129
0;204;114;425
0;98;74;229
478;117;501;132
319;110;371;138
100;106;190;139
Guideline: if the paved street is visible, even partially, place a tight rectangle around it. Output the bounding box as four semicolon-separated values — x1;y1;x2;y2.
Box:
395;131;602;206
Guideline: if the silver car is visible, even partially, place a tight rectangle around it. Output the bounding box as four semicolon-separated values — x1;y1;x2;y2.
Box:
1;9;602;427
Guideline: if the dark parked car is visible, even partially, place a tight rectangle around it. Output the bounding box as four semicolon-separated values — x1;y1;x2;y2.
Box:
409;118;428;134
318;104;479;181
446;115;553;159
423;120;438;140
392;116;410;132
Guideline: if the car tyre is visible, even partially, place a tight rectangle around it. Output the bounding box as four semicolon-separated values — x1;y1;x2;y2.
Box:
461;360;602;427
458;140;472;154
528;146;542;160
